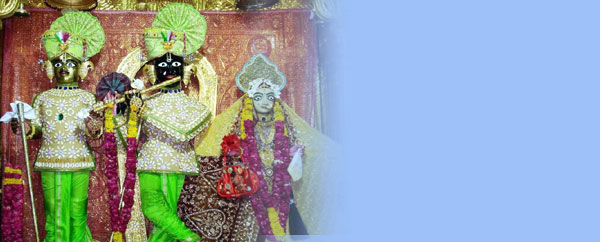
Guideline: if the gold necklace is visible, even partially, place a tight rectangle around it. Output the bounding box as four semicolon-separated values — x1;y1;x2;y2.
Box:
256;120;275;145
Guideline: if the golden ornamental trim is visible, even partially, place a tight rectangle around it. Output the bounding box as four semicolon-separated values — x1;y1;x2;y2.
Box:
0;0;18;24
20;0;309;11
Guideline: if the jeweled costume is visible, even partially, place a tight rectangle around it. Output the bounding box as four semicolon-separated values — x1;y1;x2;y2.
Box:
137;3;210;242
179;54;335;241
30;12;105;242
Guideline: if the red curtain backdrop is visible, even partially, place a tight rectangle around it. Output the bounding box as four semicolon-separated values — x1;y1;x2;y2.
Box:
0;8;317;241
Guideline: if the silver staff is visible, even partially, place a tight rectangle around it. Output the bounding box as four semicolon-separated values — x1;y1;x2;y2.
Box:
16;102;40;242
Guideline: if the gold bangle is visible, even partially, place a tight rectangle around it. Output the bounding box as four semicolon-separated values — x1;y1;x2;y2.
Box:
85;118;104;138
85;124;104;139
26;124;36;140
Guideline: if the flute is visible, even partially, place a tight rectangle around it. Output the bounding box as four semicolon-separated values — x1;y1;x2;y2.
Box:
92;76;181;112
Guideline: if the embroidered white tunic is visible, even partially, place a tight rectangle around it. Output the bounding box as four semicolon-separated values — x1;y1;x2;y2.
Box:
31;88;96;171
137;91;211;175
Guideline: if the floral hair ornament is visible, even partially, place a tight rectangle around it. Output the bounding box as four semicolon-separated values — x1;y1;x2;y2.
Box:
55;31;70;51
131;78;145;90
247;78;281;98
235;53;286;96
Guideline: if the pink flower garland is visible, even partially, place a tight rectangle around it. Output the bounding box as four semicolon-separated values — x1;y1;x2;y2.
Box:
104;132;121;231
104;132;139;234
272;121;293;228
1;163;24;242
121;137;138;225
242;119;292;237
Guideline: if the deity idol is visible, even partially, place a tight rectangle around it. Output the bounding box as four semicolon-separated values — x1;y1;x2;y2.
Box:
11;11;105;242
179;54;335;241
136;3;211;241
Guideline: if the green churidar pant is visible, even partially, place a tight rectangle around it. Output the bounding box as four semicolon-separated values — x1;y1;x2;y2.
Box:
41;171;93;242
139;172;201;242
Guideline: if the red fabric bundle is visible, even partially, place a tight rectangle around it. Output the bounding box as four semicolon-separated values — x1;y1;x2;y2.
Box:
217;135;259;198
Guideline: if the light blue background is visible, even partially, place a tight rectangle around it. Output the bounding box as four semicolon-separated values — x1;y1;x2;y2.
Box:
335;0;600;241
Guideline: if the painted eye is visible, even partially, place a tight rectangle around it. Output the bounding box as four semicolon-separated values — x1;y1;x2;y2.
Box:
66;62;76;67
53;63;62;68
172;61;182;67
268;96;275;101
253;96;261;101
158;62;168;67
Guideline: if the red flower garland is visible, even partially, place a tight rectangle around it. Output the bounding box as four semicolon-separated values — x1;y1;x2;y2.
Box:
1;163;24;242
121;137;138;228
104;132;121;230
104;116;139;237
242;119;293;237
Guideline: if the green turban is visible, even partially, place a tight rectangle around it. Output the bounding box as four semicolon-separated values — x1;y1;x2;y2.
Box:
41;11;105;61
143;3;207;60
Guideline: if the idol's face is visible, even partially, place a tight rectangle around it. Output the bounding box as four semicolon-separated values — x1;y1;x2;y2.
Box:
154;53;183;88
51;55;80;84
252;87;276;115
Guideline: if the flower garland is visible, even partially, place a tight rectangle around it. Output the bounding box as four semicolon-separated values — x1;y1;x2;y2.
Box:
104;103;140;242
1;164;24;242
240;96;292;238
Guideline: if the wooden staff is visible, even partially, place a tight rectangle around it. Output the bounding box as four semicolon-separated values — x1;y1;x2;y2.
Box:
93;76;182;112
16;103;40;242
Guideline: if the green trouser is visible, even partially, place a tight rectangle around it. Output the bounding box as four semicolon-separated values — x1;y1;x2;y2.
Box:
139;173;201;242
41;171;93;242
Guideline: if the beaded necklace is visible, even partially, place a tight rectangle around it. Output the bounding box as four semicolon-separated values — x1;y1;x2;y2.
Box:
160;88;182;93
54;86;79;90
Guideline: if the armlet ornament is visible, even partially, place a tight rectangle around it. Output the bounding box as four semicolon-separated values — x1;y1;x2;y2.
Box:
26;124;41;140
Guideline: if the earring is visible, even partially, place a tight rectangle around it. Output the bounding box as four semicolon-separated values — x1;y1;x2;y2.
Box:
78;61;94;81
143;65;156;85
182;64;193;88
44;60;54;82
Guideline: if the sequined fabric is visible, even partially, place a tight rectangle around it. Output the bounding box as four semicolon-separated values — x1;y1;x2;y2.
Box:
143;92;211;142
32;88;96;171
178;156;259;241
137;92;211;174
